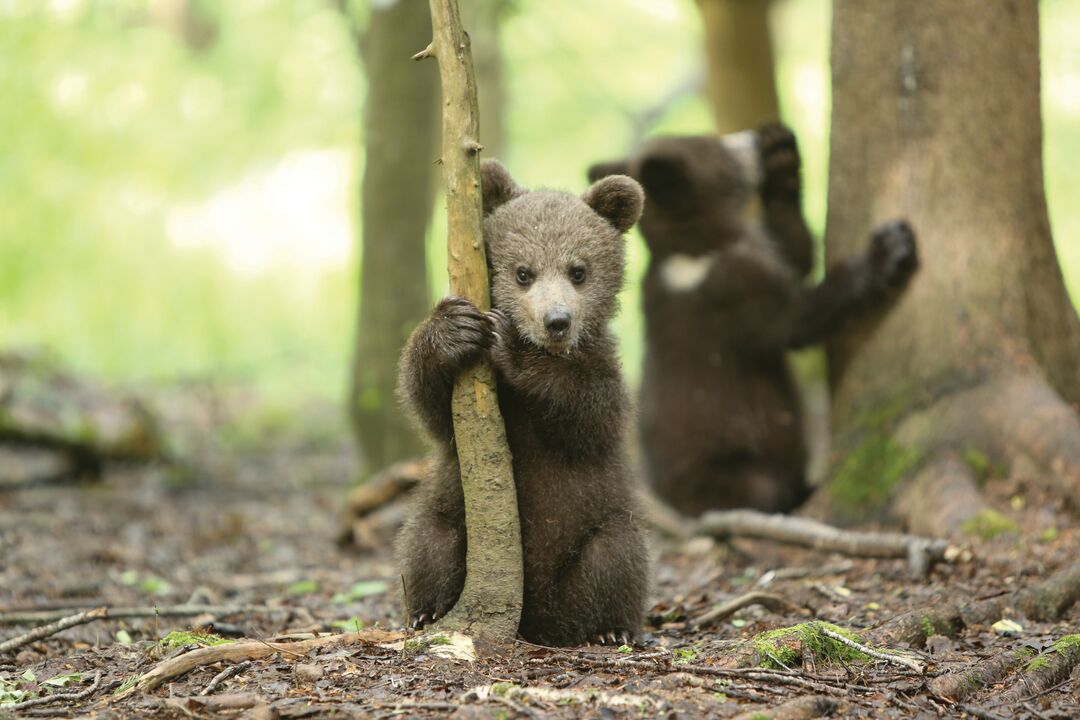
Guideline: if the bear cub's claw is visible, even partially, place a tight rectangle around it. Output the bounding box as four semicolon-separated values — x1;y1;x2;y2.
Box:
428;296;494;372
758;122;800;198
869;219;919;290
409;611;441;630
593;629;634;647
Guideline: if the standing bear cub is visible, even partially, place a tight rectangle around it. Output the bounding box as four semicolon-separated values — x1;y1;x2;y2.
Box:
396;160;649;646
589;124;918;516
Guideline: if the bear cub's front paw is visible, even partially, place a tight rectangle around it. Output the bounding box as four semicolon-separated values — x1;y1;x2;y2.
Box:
593;629;635;646
758;122;800;199
426;296;494;373
869;219;919;291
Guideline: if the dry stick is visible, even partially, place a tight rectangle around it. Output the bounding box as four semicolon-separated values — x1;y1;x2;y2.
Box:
869;562;1080;648
690;591;808;629
418;0;522;643
346;459;428;517
0;607;107;654
695;509;951;575
199;660;253;696
1;670;102;711
814;623;924;673
730;695;838;720
0;604;275;626
115;628;403;697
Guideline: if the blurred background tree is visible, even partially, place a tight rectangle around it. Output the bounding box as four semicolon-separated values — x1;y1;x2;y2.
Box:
347;0;437;471
0;0;1077;465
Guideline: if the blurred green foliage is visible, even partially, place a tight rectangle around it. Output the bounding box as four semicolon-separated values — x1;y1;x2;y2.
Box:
1;0;1077;403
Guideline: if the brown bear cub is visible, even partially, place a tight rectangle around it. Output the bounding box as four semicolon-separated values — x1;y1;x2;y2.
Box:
589;124;918;517
396;160;649;647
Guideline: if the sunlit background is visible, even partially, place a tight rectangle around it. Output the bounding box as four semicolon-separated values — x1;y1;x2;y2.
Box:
2;0;1078;406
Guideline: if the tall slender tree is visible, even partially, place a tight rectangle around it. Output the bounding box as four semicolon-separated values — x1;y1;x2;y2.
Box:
696;0;779;133
350;1;439;471
814;0;1080;531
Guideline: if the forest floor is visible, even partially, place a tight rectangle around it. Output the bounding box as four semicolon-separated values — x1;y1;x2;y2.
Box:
1;385;1078;719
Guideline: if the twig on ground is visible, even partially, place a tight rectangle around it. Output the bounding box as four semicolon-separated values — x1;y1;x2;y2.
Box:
815;623;925;672
1;671;102;711
0;604;277;626
928;650;1029;701
690;591;808;629
993;637;1080;707
199;660;253;696
0;608;107;654
955;703;1009;720
345;459;428;517
730;694;838;720
695;509;951;575
756;562;854;586
116;628;403;696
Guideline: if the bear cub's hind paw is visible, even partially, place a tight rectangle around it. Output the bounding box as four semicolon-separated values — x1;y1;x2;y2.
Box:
869;219;919;290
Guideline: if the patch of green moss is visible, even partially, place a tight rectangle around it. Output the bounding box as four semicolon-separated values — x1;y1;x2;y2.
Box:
672;644;701;664
1039;527;1060;543
748;714;771;720
1025;655;1051;672
113;674;140;695
491;682;517;697
158;630;232;649
830;436;922;518
1012;647;1036;662
962;448;990;481
404;634;452;654
919;614;959;638
960;509;1019;540
1053;634;1080;654
752;622;869;670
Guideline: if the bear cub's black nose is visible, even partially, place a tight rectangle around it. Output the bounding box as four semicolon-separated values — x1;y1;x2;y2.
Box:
544;309;571;334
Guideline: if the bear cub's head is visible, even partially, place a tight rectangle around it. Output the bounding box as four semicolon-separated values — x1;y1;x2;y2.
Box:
588;130;763;257
481;159;644;355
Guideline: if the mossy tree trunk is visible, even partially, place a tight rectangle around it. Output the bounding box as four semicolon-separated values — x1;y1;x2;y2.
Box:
350;0;439;472
696;0;779;133
419;0;522;644
813;0;1080;530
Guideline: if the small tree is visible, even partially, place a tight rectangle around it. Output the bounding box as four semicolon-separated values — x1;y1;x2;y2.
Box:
415;0;522;643
813;0;1080;531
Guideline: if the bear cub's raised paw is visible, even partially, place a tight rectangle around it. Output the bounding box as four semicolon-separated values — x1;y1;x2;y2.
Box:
869;219;919;291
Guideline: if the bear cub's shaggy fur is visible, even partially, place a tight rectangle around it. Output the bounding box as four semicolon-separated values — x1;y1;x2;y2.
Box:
396;160;649;646
589;124;919;516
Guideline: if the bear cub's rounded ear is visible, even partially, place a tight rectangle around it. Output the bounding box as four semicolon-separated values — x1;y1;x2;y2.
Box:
582;175;645;233
480;159;525;215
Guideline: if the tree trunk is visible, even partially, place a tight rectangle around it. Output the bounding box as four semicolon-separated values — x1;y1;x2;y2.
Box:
814;0;1080;528
696;0;780;133
350;1;438;472
420;0;522;644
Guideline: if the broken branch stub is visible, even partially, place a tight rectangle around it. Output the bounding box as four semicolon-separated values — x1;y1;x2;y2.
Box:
419;0;522;644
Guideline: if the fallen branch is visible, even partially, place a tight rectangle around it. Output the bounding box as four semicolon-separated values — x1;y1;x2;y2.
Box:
690;592;808;629
199;660;253;696
166;693;266;715
928;649;1031;701
815;623;924;672
730;694;837;720
0;604;277;626
695;509;951;575
116;629;402;696
345;458;427;517
994;635;1080;707
1;670;102;711
869;562;1080;647
0;607;107;654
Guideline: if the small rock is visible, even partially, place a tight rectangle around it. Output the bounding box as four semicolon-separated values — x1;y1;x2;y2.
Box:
292;663;324;683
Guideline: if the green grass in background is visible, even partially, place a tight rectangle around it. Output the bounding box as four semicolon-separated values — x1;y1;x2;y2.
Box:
0;0;1077;407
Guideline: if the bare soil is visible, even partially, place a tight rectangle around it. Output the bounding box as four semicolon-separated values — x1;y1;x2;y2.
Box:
1;386;1078;718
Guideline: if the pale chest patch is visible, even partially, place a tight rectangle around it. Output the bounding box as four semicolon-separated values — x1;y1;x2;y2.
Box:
659;253;715;292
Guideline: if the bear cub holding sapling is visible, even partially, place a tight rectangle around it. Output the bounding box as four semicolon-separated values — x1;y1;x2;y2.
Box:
589;124;918;516
396;160;649;646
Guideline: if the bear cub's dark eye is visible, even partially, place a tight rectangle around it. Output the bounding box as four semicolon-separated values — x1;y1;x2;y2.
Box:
569;266;586;285
515;267;533;286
